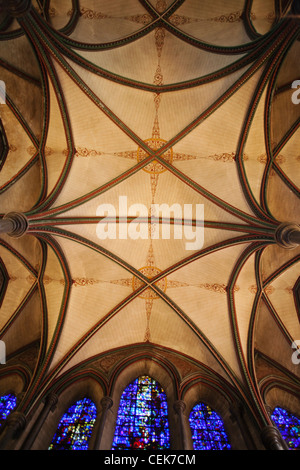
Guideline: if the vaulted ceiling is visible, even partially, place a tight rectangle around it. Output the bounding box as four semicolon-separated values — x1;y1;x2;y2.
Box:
0;0;299;433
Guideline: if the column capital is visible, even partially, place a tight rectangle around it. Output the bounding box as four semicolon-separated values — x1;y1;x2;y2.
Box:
3;212;28;238
46;392;58;411
275;223;300;249
173;400;186;415
261;425;287;450
0;0;32;17
101;396;113;411
94;397;113;449
6;411;27;435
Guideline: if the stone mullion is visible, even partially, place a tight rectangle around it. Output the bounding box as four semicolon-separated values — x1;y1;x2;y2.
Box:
20;392;58;450
93;397;113;450
173;400;193;450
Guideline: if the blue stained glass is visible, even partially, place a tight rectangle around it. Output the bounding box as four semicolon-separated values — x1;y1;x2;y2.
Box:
189;402;231;450
0;394;17;428
112;375;170;450
271;407;300;450
48;398;97;450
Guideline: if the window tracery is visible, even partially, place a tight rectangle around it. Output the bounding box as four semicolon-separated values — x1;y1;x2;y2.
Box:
0;393;17;428
112;375;170;450
48;398;97;450
189;402;231;450
271;406;300;450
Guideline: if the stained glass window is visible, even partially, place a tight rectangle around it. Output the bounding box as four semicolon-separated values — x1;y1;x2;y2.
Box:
189;402;231;450
0;393;17;428
48;398;97;450
271;406;300;449
112;375;170;450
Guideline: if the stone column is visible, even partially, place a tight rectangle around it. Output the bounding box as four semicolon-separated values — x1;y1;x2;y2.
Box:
264;404;289;450
261;425;288;450
0;213;28;238
93;397;113;450
229;403;256;450
275;223;300;249
20;392;58;450
173;400;193;450
0;411;27;450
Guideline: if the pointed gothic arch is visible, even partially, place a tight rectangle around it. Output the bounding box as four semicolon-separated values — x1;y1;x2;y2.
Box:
112;375;170;450
189;401;231;450
48;397;97;450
